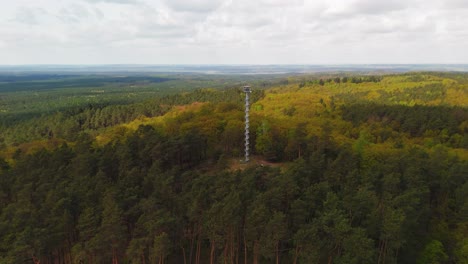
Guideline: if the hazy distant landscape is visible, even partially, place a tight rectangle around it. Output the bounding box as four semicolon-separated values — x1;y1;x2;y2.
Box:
2;64;468;74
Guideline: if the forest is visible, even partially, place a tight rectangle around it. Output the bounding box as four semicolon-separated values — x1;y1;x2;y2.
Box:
0;72;467;264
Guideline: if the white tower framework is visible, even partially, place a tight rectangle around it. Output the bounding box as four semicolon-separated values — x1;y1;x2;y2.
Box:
243;86;251;162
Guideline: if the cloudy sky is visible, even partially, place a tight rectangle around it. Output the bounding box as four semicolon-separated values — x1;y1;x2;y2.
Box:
1;0;467;64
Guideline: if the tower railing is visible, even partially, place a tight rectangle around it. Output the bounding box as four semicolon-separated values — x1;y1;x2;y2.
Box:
243;86;251;162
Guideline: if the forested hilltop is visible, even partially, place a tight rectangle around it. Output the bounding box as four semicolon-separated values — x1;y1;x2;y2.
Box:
0;72;467;264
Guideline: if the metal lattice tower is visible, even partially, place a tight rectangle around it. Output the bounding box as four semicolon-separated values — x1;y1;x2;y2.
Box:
243;86;251;162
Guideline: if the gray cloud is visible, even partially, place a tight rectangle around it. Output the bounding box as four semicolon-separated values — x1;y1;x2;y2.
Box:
14;7;48;25
0;0;467;64
444;0;468;9
82;0;140;4
321;0;409;20
162;0;225;13
350;0;408;15
58;4;92;24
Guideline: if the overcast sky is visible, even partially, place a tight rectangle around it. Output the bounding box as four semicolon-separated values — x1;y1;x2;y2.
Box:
1;0;467;64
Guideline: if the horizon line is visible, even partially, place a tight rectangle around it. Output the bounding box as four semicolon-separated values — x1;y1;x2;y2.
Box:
1;63;468;66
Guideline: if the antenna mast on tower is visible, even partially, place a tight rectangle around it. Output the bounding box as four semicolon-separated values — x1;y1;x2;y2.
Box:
243;86;251;162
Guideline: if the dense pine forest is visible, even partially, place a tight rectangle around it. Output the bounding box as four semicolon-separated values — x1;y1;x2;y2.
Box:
0;72;467;264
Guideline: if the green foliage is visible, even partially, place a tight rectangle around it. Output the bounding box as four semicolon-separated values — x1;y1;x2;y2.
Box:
0;72;467;263
417;240;448;264
255;120;286;161
341;103;467;138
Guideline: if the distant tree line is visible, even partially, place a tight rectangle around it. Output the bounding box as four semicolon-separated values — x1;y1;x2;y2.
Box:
298;75;382;88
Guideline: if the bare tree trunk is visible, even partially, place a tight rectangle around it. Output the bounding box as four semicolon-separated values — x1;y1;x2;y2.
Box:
224;242;228;264
113;248;119;264
253;241;258;264
243;233;248;264
196;235;201;264
210;240;216;264
189;227;195;264
382;239;388;264
181;246;187;264
67;238;73;264
293;245;300;264
228;228;233;264
235;232;239;264
377;240;383;264
276;241;279;264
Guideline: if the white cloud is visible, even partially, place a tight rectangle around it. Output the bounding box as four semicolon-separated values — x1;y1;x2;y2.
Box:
0;0;467;64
